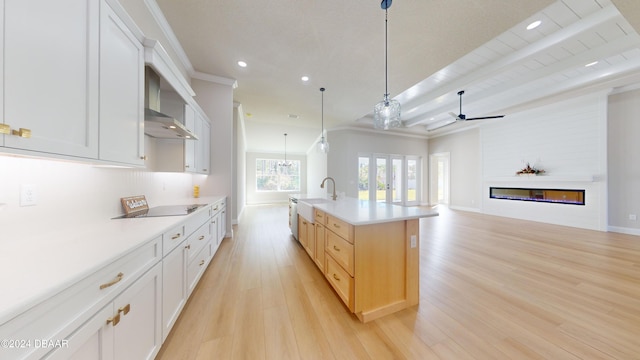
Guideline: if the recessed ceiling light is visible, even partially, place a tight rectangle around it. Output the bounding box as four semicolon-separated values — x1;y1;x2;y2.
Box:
526;20;541;30
301;76;309;82
585;61;599;67
237;60;247;68
288;114;299;119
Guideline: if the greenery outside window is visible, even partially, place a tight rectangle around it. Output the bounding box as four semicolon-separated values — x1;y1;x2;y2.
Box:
256;158;300;191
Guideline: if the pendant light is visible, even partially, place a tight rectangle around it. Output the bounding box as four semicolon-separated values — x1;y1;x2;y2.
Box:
317;87;330;153
279;133;292;167
373;0;401;130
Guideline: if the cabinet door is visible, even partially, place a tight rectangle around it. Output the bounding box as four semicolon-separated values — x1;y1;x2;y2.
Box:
184;105;196;172
314;224;325;272
161;244;187;341
113;263;162;360
194;115;210;174
3;0;99;157
98;0;144;165
46;305;114;360
306;222;315;258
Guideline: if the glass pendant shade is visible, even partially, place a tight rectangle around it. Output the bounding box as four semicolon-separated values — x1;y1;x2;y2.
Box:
317;87;330;153
374;94;401;129
317;136;330;153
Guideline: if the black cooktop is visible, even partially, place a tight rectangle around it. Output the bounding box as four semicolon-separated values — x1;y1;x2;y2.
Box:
113;204;207;219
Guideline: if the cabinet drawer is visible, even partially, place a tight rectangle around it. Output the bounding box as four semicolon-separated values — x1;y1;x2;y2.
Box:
314;209;326;225
325;256;354;311
326;215;353;243
187;245;210;295
184;208;211;238
326;229;354;276
187;222;211;264
0;237;160;360
162;224;185;257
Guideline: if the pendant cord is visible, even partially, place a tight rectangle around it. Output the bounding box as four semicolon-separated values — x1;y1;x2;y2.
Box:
384;8;389;99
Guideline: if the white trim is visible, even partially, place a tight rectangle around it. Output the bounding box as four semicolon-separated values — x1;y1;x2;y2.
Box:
328;126;429;140
608;226;640;236
143;0;195;76
192;71;237;88
449;205;481;213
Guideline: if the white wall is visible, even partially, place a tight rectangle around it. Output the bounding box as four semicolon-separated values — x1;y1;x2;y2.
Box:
306;137;328;198
0;153;198;240
234;103;247;224
481;92;608;230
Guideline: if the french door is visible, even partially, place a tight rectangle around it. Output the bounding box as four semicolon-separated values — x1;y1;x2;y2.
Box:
358;154;420;205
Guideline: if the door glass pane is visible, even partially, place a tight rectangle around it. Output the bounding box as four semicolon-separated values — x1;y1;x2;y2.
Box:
376;157;387;202
437;160;445;203
358;156;369;200
392;158;402;203
407;159;417;202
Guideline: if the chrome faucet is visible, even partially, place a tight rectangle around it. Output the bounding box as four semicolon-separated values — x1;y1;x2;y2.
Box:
320;177;337;201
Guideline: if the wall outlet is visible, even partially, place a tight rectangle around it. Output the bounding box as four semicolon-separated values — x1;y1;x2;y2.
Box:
629;214;637;221
410;235;417;248
20;184;37;206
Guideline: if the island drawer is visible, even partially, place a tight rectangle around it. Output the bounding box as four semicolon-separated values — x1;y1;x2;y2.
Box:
325;255;354;311
326;215;353;243
314;208;327;225
162;224;186;256
326;229;354;276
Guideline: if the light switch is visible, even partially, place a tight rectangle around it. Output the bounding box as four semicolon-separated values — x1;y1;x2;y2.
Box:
410;235;417;248
20;184;37;206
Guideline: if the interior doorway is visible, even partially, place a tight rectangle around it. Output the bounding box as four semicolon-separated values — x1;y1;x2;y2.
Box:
430;153;450;205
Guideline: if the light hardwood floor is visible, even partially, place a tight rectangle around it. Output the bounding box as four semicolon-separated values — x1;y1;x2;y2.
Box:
156;205;640;359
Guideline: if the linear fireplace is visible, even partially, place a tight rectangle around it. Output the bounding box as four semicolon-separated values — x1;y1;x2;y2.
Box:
489;187;585;205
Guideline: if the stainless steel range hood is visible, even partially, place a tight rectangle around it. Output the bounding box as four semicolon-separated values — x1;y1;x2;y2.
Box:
144;67;198;140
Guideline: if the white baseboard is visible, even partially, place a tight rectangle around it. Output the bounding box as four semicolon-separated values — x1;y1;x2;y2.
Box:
449;205;481;213
608;226;640;236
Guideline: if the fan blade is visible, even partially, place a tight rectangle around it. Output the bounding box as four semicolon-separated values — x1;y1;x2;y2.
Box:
464;115;505;121
448;112;462;120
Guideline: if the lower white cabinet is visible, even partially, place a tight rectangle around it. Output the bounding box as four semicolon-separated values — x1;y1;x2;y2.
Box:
161;243;187;341
47;262;162;360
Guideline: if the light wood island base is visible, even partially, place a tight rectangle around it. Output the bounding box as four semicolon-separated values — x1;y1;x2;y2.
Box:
304;208;421;322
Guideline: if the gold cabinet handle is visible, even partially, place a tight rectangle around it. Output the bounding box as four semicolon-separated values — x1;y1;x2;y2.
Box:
333;274;340;281
118;304;131;316
214;206;219;211
185;244;191;249
171;233;181;240
199;260;205;266
11;128;31;138
0;124;10;135
333;223;341;229
333;245;340;252
107;313;120;326
198;235;205;240
99;272;124;290
140;155;147;160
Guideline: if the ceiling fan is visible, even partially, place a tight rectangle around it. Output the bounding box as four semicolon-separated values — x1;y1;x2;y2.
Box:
428;90;505;131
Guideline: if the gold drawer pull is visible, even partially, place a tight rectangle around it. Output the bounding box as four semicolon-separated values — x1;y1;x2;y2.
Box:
199;260;205;266
199;235;205;240
172;233;181;240
118;304;131;316
107;314;120;326
0;124;10;134
185;244;191;249
333;223;341;229
333;245;340;252
333;274;340;281
12;128;31;138
214;206;219;211
100;272;124;290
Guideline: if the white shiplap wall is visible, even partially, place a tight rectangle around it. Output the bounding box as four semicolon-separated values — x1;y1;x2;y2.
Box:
480;92;608;230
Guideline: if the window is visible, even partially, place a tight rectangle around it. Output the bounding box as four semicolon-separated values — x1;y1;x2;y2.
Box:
358;154;421;205
256;158;300;191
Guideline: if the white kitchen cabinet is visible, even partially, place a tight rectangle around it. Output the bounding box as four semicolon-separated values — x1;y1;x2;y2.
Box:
1;0;100;158
195;115;211;174
161;242;187;341
47;263;163;360
98;0;145;166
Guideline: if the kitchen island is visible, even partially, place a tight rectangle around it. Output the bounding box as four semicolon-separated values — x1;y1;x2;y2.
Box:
292;196;438;322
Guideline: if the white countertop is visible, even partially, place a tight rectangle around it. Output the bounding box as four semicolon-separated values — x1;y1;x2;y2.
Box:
292;195;438;225
0;195;225;325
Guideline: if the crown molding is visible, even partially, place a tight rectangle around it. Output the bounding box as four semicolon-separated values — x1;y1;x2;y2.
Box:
192;71;238;89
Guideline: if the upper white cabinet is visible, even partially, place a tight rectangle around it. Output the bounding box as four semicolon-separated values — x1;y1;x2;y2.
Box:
98;0;145;166
195;114;210;174
1;0;100;158
0;0;145;166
